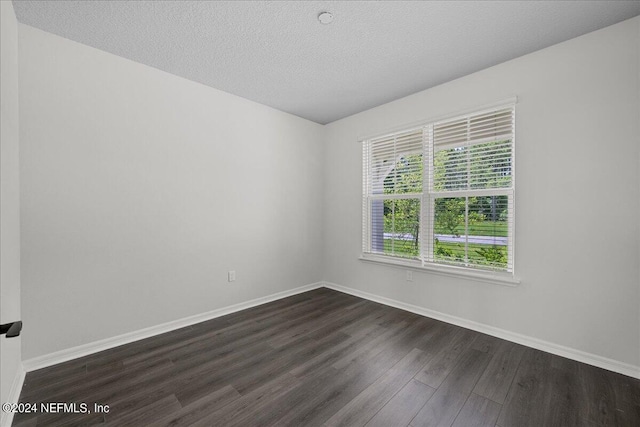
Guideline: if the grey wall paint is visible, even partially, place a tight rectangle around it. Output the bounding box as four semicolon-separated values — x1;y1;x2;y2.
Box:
323;17;640;367
18;25;325;359
0;0;22;409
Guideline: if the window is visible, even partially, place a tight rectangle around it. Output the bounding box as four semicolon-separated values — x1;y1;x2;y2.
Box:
362;104;515;274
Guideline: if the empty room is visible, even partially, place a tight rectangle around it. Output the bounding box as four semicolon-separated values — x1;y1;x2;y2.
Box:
1;1;639;426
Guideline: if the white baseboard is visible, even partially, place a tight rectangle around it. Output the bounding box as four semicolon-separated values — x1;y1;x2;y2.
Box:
22;282;324;372
322;281;640;379
0;363;25;427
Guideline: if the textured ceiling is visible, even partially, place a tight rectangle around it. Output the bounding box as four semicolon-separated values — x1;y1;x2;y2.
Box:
12;1;640;124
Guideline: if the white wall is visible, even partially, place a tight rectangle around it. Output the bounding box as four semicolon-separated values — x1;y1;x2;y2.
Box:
323;17;640;369
0;0;23;413
18;25;325;360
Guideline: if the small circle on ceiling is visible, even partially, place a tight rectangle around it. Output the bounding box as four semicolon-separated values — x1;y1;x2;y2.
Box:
318;12;334;25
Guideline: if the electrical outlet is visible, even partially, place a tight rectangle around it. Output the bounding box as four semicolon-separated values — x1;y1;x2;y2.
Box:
228;270;236;282
406;270;413;281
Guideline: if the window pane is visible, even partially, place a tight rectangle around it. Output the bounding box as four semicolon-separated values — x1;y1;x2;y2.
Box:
468;196;509;269
370;198;420;258
434;147;467;191
371;145;396;194
381;153;423;194
394;153;423;194
434;197;467;264
469;140;512;189
433;140;512;192
434;196;510;270
370;129;423;195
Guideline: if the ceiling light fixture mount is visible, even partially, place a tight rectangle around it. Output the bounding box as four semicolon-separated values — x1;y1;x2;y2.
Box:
318;12;333;25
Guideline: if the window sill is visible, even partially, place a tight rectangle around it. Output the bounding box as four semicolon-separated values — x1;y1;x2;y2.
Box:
359;254;520;287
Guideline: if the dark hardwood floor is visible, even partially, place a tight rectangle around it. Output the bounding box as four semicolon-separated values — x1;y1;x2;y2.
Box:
12;288;640;426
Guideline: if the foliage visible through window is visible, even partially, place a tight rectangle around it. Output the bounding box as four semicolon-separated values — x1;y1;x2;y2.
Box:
363;105;515;273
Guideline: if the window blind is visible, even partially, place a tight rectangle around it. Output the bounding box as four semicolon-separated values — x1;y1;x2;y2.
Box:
369;128;423;195
363;104;516;273
428;106;514;271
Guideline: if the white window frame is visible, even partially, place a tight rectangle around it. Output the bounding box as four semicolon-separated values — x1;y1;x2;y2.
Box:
361;100;519;286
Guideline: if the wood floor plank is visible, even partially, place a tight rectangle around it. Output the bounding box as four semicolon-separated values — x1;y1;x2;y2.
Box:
10;412;38;427
235;365;353;426
133;327;327;407
496;348;554;427
546;356;584;427
104;394;182;426
435;349;493;395
21;356;176;403
64;324;196;370
473;340;526;404
325;348;432;427
289;323;387;379
612;371;640;407
101;386;177;423
272;362;389;426
365;379;436;427
273;328;429;426
122;292;338;369
225;331;351;396
411;349;492;427
155;385;241;426
612;400;640;427
267;300;371;348
189;373;301;427
414;327;477;389
21;362;87;390
410;388;469;427
471;333;505;355
25;361;178;426
45;410;106;427
330;321;410;370
12;288;640;427
10;417;38;427
577;362;625;426
451;393;502;427
277;329;427;427
338;305;397;336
